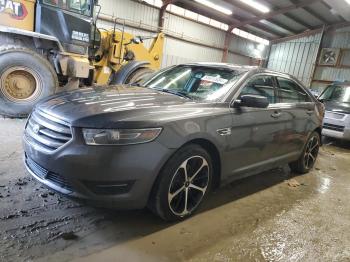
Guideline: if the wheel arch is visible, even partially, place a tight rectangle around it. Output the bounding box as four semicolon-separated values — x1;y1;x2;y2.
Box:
148;137;222;207
314;127;322;145
178;138;222;189
314;127;322;137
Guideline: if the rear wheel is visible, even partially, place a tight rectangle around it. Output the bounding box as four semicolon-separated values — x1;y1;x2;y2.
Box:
0;47;58;117
289;131;320;174
149;144;212;221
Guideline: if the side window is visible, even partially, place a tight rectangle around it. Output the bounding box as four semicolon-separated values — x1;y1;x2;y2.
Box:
239;75;276;104
277;77;311;103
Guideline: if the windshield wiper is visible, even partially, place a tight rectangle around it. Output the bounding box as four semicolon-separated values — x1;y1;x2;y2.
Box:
155;88;192;100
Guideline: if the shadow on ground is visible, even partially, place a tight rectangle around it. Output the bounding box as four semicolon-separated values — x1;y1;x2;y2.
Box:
0;164;307;262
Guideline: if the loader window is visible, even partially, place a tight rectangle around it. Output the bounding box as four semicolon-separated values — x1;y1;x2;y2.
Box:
68;0;91;16
43;0;92;16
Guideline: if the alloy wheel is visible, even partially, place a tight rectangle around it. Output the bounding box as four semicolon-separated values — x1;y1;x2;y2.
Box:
168;156;210;217
304;136;319;169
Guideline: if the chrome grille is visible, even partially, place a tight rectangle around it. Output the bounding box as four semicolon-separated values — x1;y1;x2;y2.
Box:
325;111;345;120
25;110;72;152
46;172;74;191
25;154;48;179
25;155;73;191
323;123;345;132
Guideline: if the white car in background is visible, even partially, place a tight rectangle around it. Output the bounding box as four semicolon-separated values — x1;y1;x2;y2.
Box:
319;83;350;140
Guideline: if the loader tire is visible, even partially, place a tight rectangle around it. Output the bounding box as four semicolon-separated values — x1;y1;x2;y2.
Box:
125;67;154;84
0;47;58;117
110;67;154;85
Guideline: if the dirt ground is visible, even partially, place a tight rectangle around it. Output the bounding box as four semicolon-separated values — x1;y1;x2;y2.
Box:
1;118;350;262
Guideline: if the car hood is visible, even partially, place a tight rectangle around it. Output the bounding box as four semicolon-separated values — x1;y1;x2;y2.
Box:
36;85;212;128
323;101;350;114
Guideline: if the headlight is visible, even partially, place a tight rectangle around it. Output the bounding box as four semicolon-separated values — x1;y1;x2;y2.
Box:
82;128;162;145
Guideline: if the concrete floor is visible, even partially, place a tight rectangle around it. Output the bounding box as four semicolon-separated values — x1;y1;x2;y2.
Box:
1;118;350;262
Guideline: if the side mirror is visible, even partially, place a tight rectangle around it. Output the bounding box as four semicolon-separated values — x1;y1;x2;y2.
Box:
233;95;269;108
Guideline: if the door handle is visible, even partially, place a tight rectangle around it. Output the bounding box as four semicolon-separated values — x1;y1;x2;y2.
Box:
307;110;313;115
271;111;281;118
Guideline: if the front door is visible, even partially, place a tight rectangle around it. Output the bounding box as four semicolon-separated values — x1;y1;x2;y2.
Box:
275;77;316;156
226;75;290;177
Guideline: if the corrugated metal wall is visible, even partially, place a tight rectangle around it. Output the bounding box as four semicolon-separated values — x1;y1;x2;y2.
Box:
228;53;252;65
229;36;268;60
313;27;350;90
267;33;322;87
161;38;223;67
97;0;268;67
99;0;159;28
162;12;225;66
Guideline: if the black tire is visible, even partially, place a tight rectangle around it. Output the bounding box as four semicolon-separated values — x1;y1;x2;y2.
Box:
125;67;154;84
149;144;213;221
289;131;320;174
110;67;153;85
0;47;58;117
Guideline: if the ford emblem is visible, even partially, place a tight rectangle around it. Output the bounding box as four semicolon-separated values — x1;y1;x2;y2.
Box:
33;124;41;134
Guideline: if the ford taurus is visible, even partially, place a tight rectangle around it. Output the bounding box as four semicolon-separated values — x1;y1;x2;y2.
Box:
23;63;324;221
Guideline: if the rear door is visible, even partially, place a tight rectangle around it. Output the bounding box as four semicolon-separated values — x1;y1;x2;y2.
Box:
275;77;315;156
226;74;290;176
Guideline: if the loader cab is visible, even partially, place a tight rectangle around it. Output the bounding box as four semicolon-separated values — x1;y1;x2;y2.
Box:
35;0;95;55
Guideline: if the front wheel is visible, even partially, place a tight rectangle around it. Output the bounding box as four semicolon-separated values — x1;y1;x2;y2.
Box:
149;144;212;221
289;131;320;174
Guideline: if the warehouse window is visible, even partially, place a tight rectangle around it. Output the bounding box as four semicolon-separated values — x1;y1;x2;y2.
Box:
209;19;222;29
232;28;269;45
184;10;198;20
143;0;162;8
198;15;210;24
143;1;229;32
221;24;229;31
142;0;268;45
167;4;185;16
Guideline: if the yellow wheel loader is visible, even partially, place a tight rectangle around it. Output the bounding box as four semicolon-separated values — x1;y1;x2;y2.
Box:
0;0;164;117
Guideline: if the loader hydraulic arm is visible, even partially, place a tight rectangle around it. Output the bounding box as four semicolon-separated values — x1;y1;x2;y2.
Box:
93;31;164;85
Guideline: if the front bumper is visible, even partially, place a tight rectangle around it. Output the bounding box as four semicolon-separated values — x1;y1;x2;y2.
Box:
322;128;350;140
23;129;175;209
322;111;350;141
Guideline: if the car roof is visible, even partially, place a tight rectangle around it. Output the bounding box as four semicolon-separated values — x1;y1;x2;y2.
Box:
181;62;296;79
184;62;258;71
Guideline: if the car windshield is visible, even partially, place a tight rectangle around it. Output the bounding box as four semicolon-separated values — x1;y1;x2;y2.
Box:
141;65;244;101
319;85;350;103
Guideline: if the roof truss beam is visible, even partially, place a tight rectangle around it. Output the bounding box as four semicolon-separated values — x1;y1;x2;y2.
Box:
221;0;298;36
272;21;350;44
226;0;323;28
288;0;329;25
175;0;281;39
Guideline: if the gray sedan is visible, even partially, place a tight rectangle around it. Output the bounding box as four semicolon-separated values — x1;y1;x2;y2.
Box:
23;63;324;221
